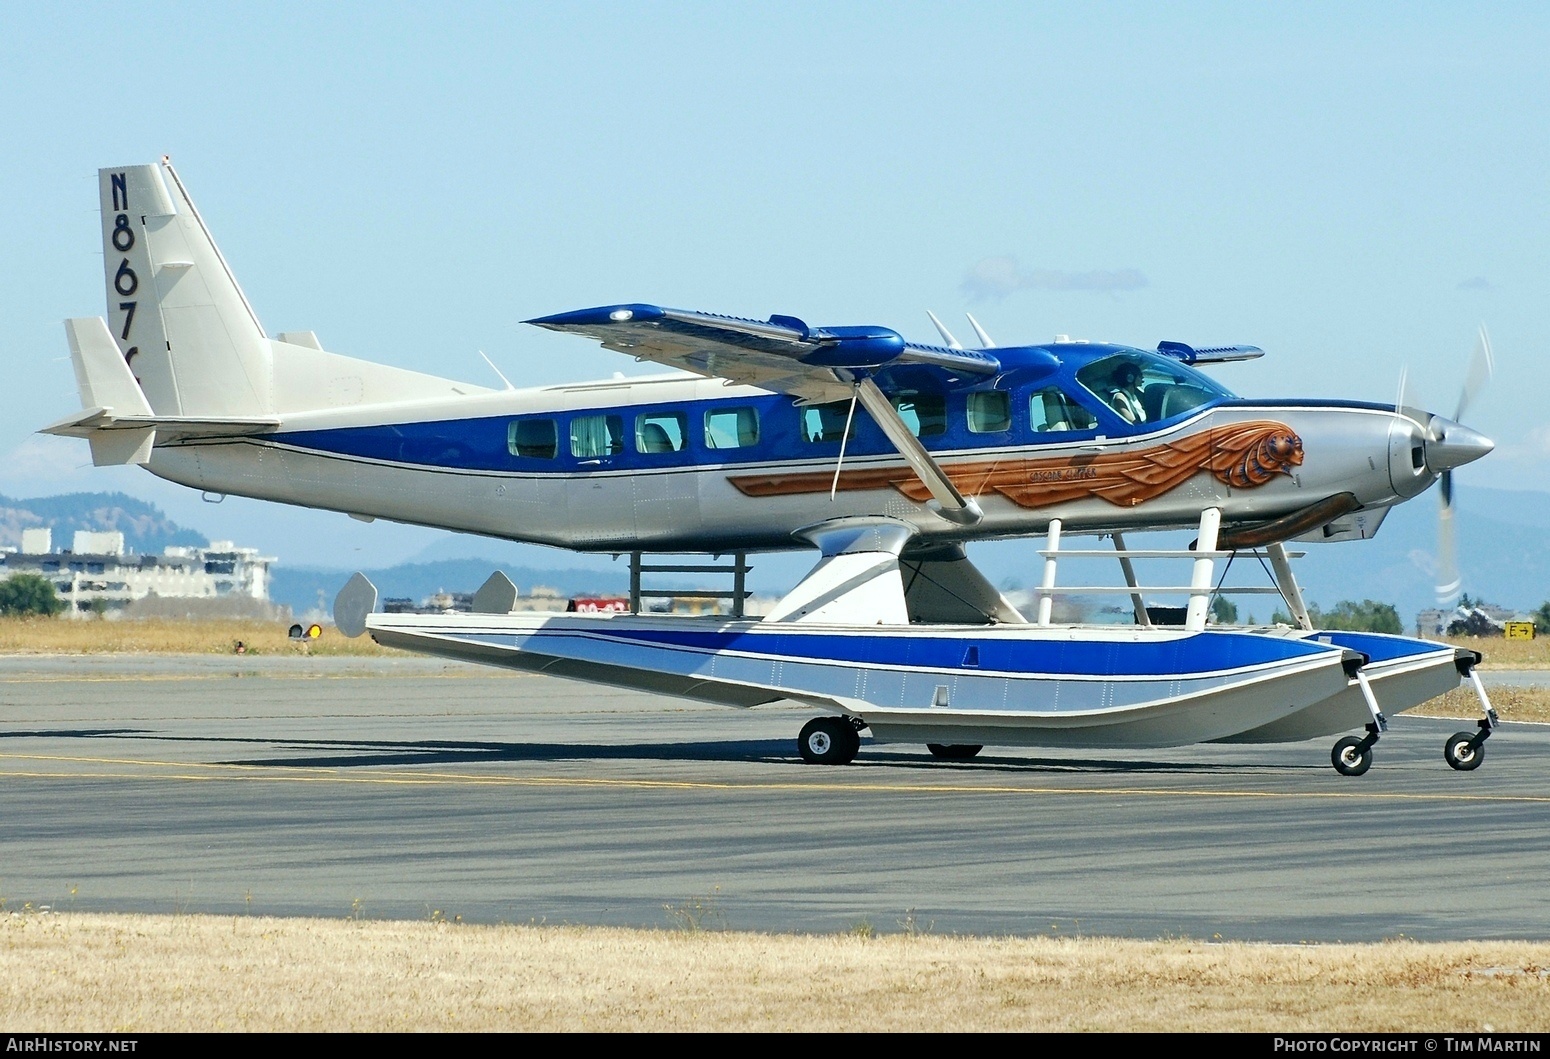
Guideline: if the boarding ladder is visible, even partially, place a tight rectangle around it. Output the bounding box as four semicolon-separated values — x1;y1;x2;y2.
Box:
1032;508;1311;632
627;552;752;618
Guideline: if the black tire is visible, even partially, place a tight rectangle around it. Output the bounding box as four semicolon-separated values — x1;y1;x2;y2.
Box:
1331;735;1372;777
926;743;983;760
798;717;859;765
1444;732;1485;771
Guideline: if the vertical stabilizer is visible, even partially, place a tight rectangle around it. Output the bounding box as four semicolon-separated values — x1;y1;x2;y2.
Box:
99;161;273;416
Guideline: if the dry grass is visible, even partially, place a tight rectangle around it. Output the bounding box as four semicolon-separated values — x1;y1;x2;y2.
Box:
1445;635;1550;670
0;913;1545;1032
0;617;396;656
1410;684;1550;724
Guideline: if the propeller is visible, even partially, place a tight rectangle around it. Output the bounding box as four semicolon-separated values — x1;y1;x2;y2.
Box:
1431;326;1495;606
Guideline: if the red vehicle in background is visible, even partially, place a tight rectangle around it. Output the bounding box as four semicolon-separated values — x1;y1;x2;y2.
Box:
567;598;630;614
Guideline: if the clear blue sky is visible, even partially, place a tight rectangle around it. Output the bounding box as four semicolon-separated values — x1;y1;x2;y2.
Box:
2;1;1546;568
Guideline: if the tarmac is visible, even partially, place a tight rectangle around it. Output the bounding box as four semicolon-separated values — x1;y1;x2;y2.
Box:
1;654;1546;940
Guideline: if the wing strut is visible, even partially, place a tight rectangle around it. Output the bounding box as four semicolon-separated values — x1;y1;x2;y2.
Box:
852;378;982;526
829;388;860;501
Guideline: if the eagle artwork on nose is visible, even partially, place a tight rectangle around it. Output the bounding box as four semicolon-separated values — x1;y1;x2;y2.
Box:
1217;426;1305;488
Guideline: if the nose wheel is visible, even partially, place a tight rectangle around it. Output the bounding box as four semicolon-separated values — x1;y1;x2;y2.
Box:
1444;718;1492;771
1330;668;1389;777
1331;725;1379;777
1444;662;1499;772
798;716;862;765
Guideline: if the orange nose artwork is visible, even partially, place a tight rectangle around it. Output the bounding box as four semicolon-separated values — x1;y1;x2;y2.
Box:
731;421;1305;509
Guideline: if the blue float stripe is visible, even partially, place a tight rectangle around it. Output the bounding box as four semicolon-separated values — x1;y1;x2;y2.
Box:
541;626;1333;677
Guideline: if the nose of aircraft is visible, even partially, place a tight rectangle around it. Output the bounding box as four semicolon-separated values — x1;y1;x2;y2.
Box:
1424;417;1494;473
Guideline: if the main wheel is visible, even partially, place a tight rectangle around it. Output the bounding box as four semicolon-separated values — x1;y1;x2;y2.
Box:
926;743;983;760
1444;732;1485;771
798;717;859;765
1331;735;1373;777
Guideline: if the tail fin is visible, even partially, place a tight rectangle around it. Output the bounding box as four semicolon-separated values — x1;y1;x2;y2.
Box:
99;160;272;416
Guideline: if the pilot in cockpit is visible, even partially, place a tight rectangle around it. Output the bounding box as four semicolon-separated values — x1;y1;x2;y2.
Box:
1106;361;1148;424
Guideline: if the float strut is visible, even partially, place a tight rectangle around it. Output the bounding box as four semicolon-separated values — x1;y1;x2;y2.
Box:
1464;665;1498;750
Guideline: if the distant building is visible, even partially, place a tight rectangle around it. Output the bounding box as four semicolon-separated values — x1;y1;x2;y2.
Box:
1416;602;1533;638
383;586;571;615
0;528;277;619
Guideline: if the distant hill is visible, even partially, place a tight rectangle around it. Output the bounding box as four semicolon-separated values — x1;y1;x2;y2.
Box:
0;492;207;554
270;560;631;616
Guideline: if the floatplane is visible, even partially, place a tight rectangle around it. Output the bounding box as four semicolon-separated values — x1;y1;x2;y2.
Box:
44;160;1502;775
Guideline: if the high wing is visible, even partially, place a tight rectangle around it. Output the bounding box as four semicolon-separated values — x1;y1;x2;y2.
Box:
527;303;1001;404
528;303;997;525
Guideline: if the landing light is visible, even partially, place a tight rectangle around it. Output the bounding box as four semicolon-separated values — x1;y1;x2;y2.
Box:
609;309;634;321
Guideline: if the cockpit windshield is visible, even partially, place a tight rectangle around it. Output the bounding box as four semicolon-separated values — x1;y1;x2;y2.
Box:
1075;352;1235;427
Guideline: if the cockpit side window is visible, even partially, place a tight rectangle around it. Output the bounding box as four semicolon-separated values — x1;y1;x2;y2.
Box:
1075;353;1232;426
967;391;1011;433
1028;387;1097;434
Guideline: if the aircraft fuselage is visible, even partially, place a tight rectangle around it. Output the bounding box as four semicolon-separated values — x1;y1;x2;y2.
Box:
142;357;1439;554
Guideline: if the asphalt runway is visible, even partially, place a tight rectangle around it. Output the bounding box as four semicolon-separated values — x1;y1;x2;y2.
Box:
1;654;1547;941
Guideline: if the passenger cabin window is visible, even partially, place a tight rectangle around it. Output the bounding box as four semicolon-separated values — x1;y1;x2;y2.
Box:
801;401;858;443
507;418;557;459
1029;387;1098;434
1075;352;1232;426
636;411;688;454
570;414;625;458
966;391;1011;433
891;393;946;438
705;407;759;449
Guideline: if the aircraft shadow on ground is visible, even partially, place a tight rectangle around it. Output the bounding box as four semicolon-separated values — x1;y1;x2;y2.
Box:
0;727;152;740
71;730;1318;775
0;725;1327;774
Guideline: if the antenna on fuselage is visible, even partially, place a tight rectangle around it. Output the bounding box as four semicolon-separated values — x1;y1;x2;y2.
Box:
965;313;996;348
926;311;963;350
478;350;516;391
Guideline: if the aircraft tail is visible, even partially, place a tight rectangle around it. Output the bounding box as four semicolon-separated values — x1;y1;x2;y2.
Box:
98;160;273;416
92;160;487;419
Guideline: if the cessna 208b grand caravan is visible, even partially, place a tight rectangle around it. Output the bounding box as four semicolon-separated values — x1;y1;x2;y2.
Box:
45;160;1503;776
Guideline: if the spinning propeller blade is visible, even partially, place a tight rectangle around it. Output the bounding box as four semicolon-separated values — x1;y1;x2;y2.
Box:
1395;365;1425;427
1433;326;1494;606
1454;325;1493;423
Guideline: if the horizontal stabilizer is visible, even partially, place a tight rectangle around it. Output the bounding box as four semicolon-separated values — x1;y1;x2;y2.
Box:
40;409;280;441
